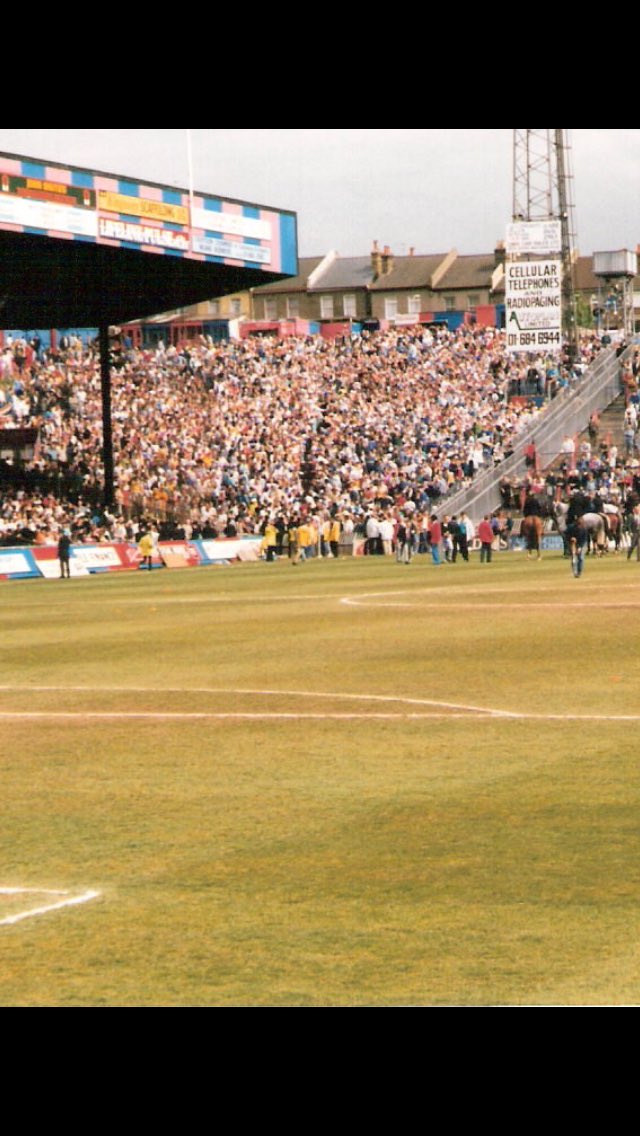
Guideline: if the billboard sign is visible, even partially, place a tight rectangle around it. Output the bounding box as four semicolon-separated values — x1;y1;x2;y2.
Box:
0;153;297;277
506;220;562;255
505;259;562;353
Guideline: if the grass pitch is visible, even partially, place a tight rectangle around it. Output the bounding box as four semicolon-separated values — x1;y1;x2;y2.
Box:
2;549;640;1006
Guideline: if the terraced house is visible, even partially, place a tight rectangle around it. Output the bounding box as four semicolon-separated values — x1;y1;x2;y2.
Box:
250;241;506;332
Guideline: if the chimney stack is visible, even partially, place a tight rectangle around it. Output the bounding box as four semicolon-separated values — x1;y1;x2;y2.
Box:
371;240;382;278
381;245;394;275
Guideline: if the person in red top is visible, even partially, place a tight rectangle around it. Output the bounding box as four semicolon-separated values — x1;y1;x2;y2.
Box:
478;515;494;563
429;514;443;565
524;439;538;474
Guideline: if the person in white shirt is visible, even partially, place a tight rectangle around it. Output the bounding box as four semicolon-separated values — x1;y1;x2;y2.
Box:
365;513;380;556
379;515;395;556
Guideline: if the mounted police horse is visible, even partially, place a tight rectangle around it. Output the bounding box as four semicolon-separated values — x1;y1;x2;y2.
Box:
552;501;570;555
520;515;544;559
554;501;622;555
601;505;623;552
580;512;608;556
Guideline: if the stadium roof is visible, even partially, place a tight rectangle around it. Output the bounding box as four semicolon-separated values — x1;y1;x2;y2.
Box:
0;229;294;328
0;151;297;328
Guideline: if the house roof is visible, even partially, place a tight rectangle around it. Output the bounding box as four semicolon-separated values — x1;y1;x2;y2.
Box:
308;256;374;292
573;255;600;292
432;253;499;292
251;256;325;295
369;254;449;291
573;254;640;293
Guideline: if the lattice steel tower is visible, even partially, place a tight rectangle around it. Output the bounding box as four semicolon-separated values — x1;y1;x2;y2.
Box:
512;129;579;359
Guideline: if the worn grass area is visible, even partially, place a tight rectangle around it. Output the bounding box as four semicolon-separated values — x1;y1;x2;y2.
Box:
1;551;640;1005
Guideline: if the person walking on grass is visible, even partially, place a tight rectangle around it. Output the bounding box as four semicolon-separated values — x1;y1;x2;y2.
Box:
138;527;154;571
58;528;72;578
626;504;640;561
429;514;443;565
395;516;415;564
566;515;587;578
478;515;494;563
456;512;471;562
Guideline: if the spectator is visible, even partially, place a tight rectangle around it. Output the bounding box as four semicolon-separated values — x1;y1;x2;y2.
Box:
478;515;494;563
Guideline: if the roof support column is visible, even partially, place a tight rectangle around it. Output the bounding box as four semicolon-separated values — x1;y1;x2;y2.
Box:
99;324;114;510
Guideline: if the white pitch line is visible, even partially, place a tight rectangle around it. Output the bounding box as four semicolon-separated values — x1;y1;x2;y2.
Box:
0;889;100;926
0;709;640;723
0;887;68;895
340;593;640;609
0;683;490;705
0;685;512;716
0;711;502;720
0;591;345;611
0;686;639;722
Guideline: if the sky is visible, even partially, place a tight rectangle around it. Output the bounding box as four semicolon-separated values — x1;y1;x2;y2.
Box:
0;129;638;261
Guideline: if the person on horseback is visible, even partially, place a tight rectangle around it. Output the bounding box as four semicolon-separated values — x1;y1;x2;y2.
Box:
523;490;542;517
567;487;589;524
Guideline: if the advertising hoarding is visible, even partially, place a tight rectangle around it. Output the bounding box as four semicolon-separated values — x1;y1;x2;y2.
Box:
505;220;562;255
0;153;297;277
505;258;562;353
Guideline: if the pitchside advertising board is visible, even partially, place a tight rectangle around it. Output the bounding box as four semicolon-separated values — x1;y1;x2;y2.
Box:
0;538;264;578
0;154;297;275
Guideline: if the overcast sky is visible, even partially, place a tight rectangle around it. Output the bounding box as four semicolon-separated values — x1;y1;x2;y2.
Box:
0;129;637;260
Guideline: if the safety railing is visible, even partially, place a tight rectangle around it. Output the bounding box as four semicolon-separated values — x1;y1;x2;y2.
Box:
439;344;630;522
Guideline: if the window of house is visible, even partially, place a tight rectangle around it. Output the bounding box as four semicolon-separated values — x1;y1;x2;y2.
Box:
467;294;480;308
320;295;334;319
264;298;278;320
286;296;300;318
384;297;398;319
408;294;421;315
210;300;220;317
230;298;241;316
444;296;456;311
343;294;357;318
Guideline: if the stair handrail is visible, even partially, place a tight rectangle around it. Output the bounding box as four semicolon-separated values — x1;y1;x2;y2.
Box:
438;342;633;521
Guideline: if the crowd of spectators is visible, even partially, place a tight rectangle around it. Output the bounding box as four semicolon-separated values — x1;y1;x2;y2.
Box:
0;323;606;549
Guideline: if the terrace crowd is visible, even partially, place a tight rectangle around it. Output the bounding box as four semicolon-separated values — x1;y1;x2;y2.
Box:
0;324;603;547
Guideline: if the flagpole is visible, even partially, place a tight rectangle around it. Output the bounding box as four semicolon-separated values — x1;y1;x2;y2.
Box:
186;128;195;226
